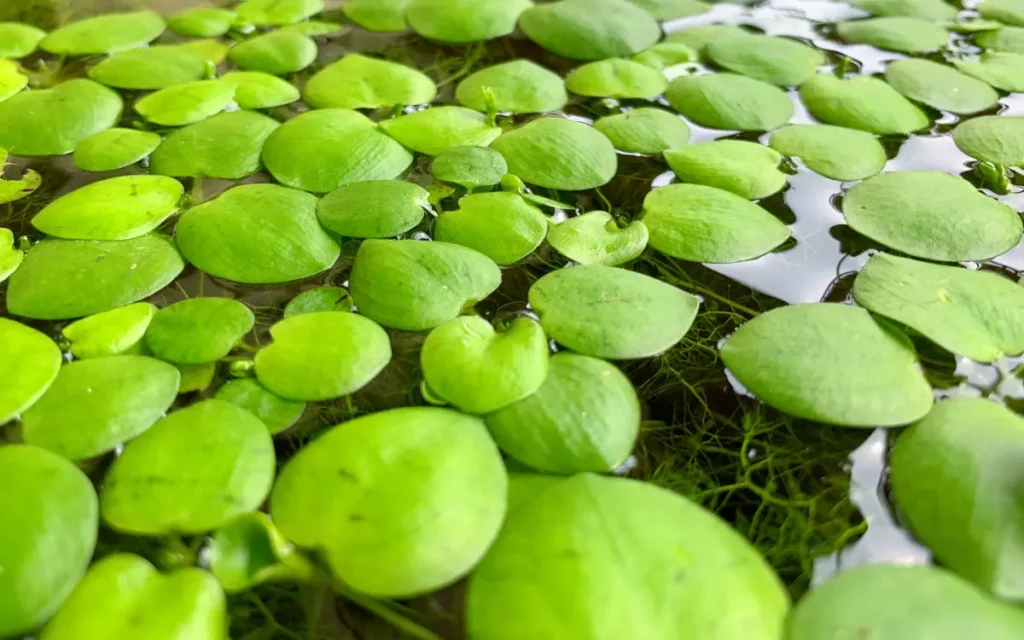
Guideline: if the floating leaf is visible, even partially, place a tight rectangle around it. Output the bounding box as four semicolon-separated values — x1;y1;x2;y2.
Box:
73;129;162;172
283;287;353;317
317;180;428;238
421;315;548;413
177;362;217;394
892;398;1024;598
7;234;185;320
0;445;97;638
455;59;567;114
0;227;23;282
134;80;234;127
663;141;786;200
150;110;280;180
271;406;506;597
565;58;668;99
281;20;346;36
953;115;1024;166
431;146;508;189
627;0;709;19
547;212;648;266
979;0;1024;26
706;34;825;86
789;564;1024;640
852;0;958;20
254;311;391;401
206;512;313;592
349;239;501;331
176;184;340;284
0;22;45;58
236;0;323;24
884;58;998;114
486;353;639;473
593;108;690;155
491;118;617;191
842;170;1022;262
167;7;237;37
228;30;317;75
0;167;40;204
40;553;226;640
976;25;1024;53
342;0;410;31
406;0;531;43
262;109;414;192
0;59;27;103
32;175;183;241
466;473;789;640
434;192;548;264
631;42;699;70
101;400;275;535
88;45;209;90
768;124;886;181
0;79;122;156
40;11;164;55
519;0;661;60
303;53;436;109
529;265;700;359
643;183;790;262
665;24;754;54
0;318;61;425
953;52;1024;92
221;71;298;109
215;379;306;434
720;303;933;426
378;106;501;156
799;74;929;134
22;355;180;460
145;298;254;365
666;73;793;132
62;303;156;359
180;38;229;64
837;17;949;52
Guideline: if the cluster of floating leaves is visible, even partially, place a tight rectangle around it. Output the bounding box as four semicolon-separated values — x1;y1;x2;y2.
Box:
3;0;1024;637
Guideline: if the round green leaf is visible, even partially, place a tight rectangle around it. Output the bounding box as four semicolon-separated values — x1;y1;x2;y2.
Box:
145;298;254;365
342;0;409;30
32;175;183;241
884;58;998;114
529;265;700;359
0;22;46;58
852;0;958;20
283;286;353;317
976;25;1024;53
706;34;826;86
221;71;298;109
666;73;793;132
0;60;27;103
631;42;699;70
455;59;567;114
175;184;340;284
0;227;23;283
167;7;237;37
262;109;414;192
150;110;280;180
980;0;1024;26
842;170;1022;262
547;212;648;266
254;311;391;401
519;0;660;60
720;303;933;427
837;17;949;52
101;399;275;535
953;52;1024;92
491;117;617;191
593;108;690;155
665;24;754;54
236;0;323;25
228;30;317;75
799;74;929;134
73;128;162;172
40;553;226;640
768;124;886;181
181;38;230;64
21;355;180;460
953;115;1024;166
134;80;234;127
565;58;668;99
271;406;506;597
88;45;209;90
40;11;164;56
406;0;531;43
642;183;791;263
177;362;217;394
62;303;156;359
486;353;639;473
317;180;428;238
378;106;501;156
627;0;709;19
431;146;508;189
215;379;306;434
0;79;122;156
434;192;548;265
0;318;61;425
422;315;548;414
892;397;1024;599
349;239;501;331
0;445;97;638
789;564;1024;640
7;234;185;320
663;140;786;200
206;512;314;593
466;473;789;640
303;53;436;109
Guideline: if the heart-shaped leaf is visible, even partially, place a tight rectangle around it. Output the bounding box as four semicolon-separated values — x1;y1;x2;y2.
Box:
88;44;209;90
455;59;567;114
663;140;786;200
379;106;501;156
167;7;237;37
236;0;323;25
40;11;164;55
406;0;531;43
303;53;436;109
283;286;353;317
706;34;825;86
0;79;123;156
0;22;45;58
342;0;410;31
491;117;617;191
627;0;709;19
62;303;157;359
227;30;317;75
547;211;648;266
318;180;429;238
953;115;1024;166
768;124;886;181
799;74;929;134
0;318;61;425
594;108;690;155
214;379;306;434
150;110;280;180
666;73;793;132
73;129;162;172
135;80;234;126
145;297;254;364
519;0;661;60
853;0;957;20
565;58;668;99
434;191;548;265
837;16;949;52
221;71;299;109
884;58;999;114
431;146;508;189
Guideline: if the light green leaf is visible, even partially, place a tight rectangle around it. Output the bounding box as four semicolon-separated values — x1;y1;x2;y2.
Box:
434;191;548;265
706;34;826;86
283;286;353;317
593;108;690;155
62;303;157;359
145;298;254;365
40;11;164;55
884;58;999;114
519;0;661;60
0;318;61;425
406;0;532;43
0;79;122;156
799;74;929;134
547;212;648;266
491;117;617;191
318;180;428;238
88;45;209;90
303;53;436;109
455;59;567;114
228;30;317;75
134;80;234;127
631;42;699;70
852;0;958;20
378;106;501;156
281;20;346;36
953;115;1024;166
221;71;298;109
666;73;793;132
0;227;23;283
150;110;280;180
167;7;237;37
206;512;314;592
768;124;886;181
431;146;508;189
565;58;668;99
837;17;949;52
953;52;1024;92
626;0;709;19
0;59;27;103
0;22;46;58
342;0;410;31
663;140;786;200
177;362;217;394
665;24;754;54
73;128;162;172
979;0;1024;26
0;167;40;204
236;0;323;25
976;25;1024;53
215;379;306;434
